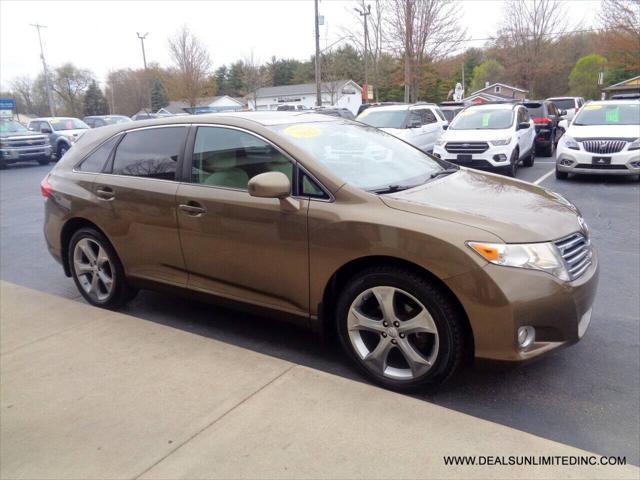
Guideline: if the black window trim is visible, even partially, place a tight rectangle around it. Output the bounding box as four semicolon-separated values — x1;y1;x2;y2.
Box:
72;133;124;173
182;123;334;202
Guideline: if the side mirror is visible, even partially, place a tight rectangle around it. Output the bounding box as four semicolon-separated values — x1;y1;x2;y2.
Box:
248;172;291;199
442;124;449;130
518;122;530;130
40;127;52;134
560;110;567;117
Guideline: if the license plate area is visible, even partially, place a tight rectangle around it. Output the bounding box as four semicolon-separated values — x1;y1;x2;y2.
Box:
456;154;472;163
592;156;611;165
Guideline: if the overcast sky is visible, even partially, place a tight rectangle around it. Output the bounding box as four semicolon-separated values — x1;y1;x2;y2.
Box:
0;0;600;89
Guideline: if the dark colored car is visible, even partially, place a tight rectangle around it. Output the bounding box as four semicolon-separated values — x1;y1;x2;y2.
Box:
312;108;356;120
0;118;52;167
42;112;597;391
83;115;132;128
438;104;465;122
522;101;565;157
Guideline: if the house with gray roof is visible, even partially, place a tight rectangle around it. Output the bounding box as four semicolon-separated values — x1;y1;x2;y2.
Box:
163;95;245;115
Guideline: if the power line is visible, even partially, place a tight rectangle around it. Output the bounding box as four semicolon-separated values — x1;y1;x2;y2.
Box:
447;27;601;44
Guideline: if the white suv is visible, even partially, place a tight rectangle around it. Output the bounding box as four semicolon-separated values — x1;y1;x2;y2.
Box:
432;103;536;177
556;100;640;180
547;97;585;121
356;103;448;153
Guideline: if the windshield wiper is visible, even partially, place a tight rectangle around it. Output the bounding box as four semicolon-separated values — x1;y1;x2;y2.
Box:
430;168;460;179
369;184;415;194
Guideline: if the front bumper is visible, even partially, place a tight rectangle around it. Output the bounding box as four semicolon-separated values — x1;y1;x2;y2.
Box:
1;145;52;161
433;144;514;169
445;249;599;362
556;144;640;176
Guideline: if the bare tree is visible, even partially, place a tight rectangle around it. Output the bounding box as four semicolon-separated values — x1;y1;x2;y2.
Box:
386;0;467;102
496;0;568;96
105;69;149;116
599;0;640;37
321;51;344;105
597;0;640;75
11;76;35;114
50;63;94;116
242;52;270;110
168;26;212;108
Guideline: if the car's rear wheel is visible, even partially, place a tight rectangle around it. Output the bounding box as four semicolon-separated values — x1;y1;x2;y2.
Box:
69;228;137;308
543;139;555;157
336;267;466;391
522;149;535;167
37;157;50;166
504;149;519;177
555;167;568;180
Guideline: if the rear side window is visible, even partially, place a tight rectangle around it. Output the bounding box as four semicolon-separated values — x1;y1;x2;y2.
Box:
78;136;120;172
112;127;186;180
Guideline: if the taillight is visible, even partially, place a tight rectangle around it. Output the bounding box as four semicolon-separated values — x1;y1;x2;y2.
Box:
40;174;53;199
533;117;551;125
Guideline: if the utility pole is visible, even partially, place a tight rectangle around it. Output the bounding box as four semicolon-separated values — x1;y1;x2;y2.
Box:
136;32;152;112
354;2;371;103
30;23;55;116
314;0;321;107
461;63;465;95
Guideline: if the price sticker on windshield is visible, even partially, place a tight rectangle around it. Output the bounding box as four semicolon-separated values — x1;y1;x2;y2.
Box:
605;108;619;123
583;105;602;111
283;124;321;138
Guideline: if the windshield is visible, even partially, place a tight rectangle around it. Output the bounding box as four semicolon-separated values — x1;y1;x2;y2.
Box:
0;120;28;134
104;116;131;125
270;121;447;191
50;118;89;131
549;99;575;110
573;103;640;126
357;109;408;129
449;108;514;130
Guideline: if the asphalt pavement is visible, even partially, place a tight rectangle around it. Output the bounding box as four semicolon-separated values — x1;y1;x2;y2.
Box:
1;153;638;465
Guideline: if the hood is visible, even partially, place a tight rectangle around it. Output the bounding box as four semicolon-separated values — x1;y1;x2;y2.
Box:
442;128;511;141
380;169;583;243
0;130;47;139
58;128;89;138
567;124;639;140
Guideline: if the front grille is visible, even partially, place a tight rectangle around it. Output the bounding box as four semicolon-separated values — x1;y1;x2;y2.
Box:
575;163;628;170
445;142;489;154
2;137;48;148
555;233;593;280
581;139;627;154
447;159;494;168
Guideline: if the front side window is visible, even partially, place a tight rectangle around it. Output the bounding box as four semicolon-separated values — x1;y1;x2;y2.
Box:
192;127;293;190
78;135;120;173
449;109;514;130
112;127;186;180
270;121;446;192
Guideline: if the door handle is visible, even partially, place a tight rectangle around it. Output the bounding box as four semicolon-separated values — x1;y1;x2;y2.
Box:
179;201;207;216
95;186;114;201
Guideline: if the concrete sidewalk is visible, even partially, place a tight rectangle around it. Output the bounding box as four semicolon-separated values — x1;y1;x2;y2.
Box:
0;280;637;480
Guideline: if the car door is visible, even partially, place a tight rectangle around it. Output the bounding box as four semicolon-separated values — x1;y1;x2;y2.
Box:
175;125;310;317
518;107;535;154
91;125;189;286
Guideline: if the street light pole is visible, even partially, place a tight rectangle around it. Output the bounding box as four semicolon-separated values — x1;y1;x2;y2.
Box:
314;0;321;107
354;2;371;102
30;23;55;116
136;32;152;112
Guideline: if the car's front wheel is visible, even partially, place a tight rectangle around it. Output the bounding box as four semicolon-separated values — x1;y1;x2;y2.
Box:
336;267;466;391
69;228;137;308
57;143;69;160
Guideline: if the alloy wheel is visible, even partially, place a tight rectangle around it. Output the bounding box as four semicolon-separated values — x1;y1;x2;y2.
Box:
73;238;114;302
347;286;439;380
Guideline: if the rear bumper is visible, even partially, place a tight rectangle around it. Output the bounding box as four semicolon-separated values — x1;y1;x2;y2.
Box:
445;250;599;362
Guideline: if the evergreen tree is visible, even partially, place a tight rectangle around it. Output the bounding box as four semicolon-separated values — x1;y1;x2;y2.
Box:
151;78;169;111
83;81;108;116
214;66;229;95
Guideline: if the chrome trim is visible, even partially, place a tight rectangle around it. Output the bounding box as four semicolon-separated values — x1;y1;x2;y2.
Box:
554;232;593;281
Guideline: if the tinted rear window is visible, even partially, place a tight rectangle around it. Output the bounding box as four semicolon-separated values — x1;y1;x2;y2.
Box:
524;103;544;117
111;127;187;180
78;136;120;173
549;99;575;110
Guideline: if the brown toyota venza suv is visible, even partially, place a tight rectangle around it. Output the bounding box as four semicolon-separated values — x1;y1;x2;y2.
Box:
42;112;598;391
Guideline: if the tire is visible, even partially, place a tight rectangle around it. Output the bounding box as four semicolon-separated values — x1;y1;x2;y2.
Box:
336;266;467;392
57;143;69;160
555;167;568;180
504;148;519;177
522;148;535;167
37;157;50;166
543;139;554;157
68;227;137;308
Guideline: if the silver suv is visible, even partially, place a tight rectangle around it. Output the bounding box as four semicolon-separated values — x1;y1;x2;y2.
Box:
28;117;89;159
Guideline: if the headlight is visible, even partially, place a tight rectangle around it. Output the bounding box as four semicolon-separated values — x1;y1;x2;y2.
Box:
628;138;640;151
563;135;579;150
490;137;511;146
467;241;569;281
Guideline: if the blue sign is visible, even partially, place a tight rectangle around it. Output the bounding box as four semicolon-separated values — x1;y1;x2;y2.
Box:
0;98;16;110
